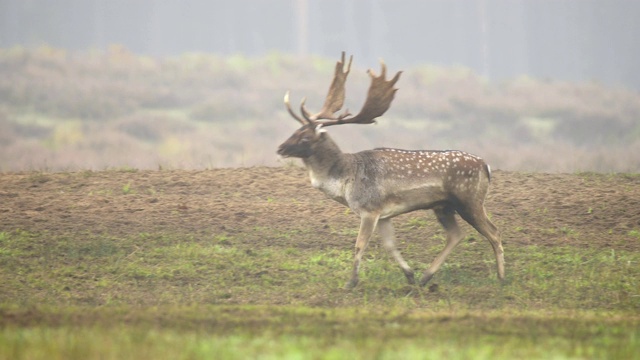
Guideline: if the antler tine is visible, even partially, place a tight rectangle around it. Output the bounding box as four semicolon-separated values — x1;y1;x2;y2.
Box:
368;57;386;78
284;91;308;125
301;51;353;122
317;58;402;127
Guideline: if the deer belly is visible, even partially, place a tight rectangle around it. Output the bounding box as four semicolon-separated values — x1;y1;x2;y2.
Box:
380;202;419;219
379;186;445;219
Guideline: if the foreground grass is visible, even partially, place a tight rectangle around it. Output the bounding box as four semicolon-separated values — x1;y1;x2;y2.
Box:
1;229;638;310
1;229;639;358
1;306;638;360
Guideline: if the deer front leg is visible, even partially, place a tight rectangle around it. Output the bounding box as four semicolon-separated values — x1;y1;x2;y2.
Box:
346;213;380;289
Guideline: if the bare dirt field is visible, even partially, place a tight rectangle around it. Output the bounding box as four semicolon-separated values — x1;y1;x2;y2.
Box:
1;167;639;253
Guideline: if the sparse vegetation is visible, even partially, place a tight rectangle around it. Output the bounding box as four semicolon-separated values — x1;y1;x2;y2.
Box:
121;182;132;195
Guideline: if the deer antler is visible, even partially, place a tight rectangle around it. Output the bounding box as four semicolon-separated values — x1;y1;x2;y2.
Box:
301;51;353;121
283;52;351;125
284;52;401;127
284;91;307;125
315;60;402;127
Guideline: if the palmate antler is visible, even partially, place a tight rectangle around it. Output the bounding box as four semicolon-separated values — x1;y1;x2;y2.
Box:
285;51;402;127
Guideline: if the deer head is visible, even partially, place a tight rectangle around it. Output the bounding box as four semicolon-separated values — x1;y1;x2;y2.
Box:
277;52;402;159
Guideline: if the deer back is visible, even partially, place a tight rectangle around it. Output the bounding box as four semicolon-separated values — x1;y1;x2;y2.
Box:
339;148;491;218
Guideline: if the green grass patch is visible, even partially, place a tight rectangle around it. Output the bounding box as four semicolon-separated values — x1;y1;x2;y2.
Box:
0;229;638;358
1;230;638;310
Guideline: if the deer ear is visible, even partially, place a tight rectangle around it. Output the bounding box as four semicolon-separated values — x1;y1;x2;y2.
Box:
315;124;327;135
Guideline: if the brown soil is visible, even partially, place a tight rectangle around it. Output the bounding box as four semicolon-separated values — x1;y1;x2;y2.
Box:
1;167;639;252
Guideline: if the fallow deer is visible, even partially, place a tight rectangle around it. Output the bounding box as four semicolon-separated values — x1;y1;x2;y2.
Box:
277;52;504;289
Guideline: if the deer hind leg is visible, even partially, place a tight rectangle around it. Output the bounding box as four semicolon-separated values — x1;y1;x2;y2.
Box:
458;205;505;281
346;213;380;289
419;206;464;286
378;218;415;284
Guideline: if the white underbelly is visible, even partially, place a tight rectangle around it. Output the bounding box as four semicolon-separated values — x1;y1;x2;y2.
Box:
380;203;417;219
379;183;444;219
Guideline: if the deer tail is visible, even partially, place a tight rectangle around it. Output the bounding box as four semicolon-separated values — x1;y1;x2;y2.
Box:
484;164;492;183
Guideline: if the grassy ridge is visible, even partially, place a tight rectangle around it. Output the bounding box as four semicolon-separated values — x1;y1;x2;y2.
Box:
2;46;640;172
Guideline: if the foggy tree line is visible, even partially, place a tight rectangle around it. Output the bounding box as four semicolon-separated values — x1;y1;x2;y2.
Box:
1;0;639;89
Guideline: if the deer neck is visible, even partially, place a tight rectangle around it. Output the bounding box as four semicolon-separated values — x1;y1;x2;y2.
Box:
302;134;351;200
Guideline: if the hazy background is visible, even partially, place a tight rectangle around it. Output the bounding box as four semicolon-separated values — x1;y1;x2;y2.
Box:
1;0;639;172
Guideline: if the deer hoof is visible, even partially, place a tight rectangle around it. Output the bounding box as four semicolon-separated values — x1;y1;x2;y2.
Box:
419;273;434;287
345;277;359;290
404;271;416;285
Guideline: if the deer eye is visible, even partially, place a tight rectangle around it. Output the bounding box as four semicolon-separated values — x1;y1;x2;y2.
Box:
300;136;311;143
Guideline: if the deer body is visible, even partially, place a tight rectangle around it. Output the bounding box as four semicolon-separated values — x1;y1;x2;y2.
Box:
278;53;504;289
305;144;488;217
